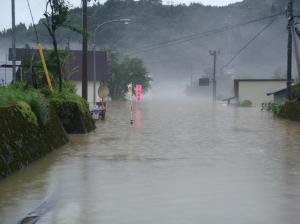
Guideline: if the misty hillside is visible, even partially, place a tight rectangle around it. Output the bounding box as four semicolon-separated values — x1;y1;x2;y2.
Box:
0;0;299;92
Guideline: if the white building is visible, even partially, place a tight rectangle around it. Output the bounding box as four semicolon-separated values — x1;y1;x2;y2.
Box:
234;79;288;106
67;50;109;106
74;81;102;105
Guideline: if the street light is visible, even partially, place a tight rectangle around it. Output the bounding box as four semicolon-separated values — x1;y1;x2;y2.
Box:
11;0;16;81
93;18;131;106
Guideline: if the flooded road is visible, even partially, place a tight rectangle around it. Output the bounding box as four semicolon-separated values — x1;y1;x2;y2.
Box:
1;98;300;224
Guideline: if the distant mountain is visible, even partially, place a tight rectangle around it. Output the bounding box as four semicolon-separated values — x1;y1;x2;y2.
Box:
0;0;299;87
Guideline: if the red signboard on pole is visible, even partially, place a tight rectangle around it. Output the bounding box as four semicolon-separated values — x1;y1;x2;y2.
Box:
136;84;142;102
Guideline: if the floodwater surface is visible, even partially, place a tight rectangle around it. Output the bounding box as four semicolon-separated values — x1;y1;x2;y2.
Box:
1;98;300;224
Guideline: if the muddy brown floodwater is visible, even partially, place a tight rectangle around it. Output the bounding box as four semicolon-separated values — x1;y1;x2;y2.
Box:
1;98;300;224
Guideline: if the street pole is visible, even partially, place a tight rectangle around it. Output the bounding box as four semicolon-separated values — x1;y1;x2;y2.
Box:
286;0;294;100
93;34;97;106
292;24;300;80
92;19;131;106
11;0;16;81
5;55;7;85
82;0;88;101
209;50;219;102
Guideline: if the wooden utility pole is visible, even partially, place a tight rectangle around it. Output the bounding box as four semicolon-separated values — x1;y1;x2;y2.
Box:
286;0;294;100
209;50;219;102
11;0;16;81
82;0;88;100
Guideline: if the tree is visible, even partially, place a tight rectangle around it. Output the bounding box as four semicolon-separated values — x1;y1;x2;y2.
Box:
43;0;70;92
21;47;69;89
106;50;151;100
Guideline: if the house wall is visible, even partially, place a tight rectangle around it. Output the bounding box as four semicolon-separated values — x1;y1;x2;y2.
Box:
238;81;286;106
74;81;101;106
274;93;287;105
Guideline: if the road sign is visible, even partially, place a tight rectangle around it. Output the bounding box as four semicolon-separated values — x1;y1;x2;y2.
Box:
199;78;210;86
98;85;109;98
136;84;142;102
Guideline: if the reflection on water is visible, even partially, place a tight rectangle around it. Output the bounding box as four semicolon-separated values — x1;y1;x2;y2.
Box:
1;98;300;224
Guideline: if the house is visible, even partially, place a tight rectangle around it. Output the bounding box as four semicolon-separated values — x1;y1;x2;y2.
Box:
266;87;288;105
9;48;108;105
65;50;108;104
234;79;288;106
266;84;298;105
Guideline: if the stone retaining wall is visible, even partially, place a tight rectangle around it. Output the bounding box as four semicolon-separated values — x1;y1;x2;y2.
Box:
0;105;69;178
52;102;95;134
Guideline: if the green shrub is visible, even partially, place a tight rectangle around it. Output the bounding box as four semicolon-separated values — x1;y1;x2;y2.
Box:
293;82;300;99
61;81;77;94
31;98;49;126
277;101;300;120
48;89;88;114
15;101;38;126
0;83;49;126
272;104;280;115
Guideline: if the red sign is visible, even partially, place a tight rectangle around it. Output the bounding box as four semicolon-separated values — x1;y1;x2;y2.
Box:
135;84;142;102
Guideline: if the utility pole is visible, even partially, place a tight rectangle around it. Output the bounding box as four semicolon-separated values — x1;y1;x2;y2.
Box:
5;55;7;85
11;0;16;81
209;50;220;102
82;0;88;101
292;24;300;80
286;0;294;100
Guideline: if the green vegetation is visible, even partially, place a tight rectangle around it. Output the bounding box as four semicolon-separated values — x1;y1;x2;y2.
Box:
293;82;300;99
2;0;296;47
1;0;296;82
49;89;88;114
272;82;300;120
21;46;69;90
0;80;89;127
15;101;38;126
0;104;69;178
107;50;151;100
0;83;49;126
43;0;82;92
276;101;300;121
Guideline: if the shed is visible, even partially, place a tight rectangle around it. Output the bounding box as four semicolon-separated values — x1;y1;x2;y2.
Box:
234;79;288;106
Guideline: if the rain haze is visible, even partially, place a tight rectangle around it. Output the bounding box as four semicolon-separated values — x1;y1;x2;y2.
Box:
1;0;300;224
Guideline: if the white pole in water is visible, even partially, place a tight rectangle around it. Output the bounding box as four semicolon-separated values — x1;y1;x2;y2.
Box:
129;82;134;125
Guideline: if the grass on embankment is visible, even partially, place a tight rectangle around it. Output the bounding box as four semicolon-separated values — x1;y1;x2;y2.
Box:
0;81;89;127
0;83;49;126
274;101;300;121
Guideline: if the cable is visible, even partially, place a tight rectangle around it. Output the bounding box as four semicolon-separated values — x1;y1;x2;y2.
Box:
143;18;281;66
126;12;283;55
221;17;278;70
26;0;39;43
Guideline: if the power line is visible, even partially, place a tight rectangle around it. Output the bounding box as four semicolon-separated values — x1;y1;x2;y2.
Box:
126;13;283;56
221;17;278;70
26;0;39;43
144;27;281;66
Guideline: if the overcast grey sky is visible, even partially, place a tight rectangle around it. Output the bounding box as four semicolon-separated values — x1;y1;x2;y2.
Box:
0;0;242;30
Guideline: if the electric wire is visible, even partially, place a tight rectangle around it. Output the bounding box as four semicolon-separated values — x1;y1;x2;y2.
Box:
147;16;282;73
221;17;278;70
126;12;283;56
26;0;39;43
